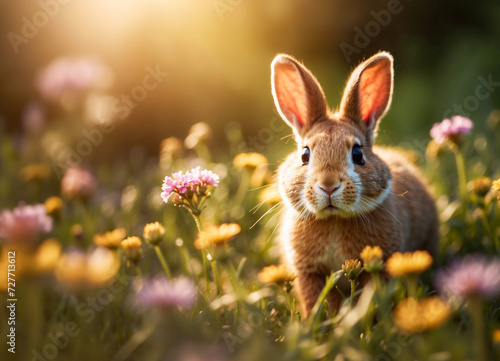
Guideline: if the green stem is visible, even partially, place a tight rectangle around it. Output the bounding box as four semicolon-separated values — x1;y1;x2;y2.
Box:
480;209;499;252
192;212;203;233
469;296;490;361
202;249;210;292
280;286;295;323
134;264;142;277
195;142;211;163
236;257;247;279
308;270;343;330
210;259;221;295
189;211;211;290
180;245;195;279
406;275;418;299
454;149;468;207
350;279;356;308
49;293;69;327
371;271;391;334
154;245;172;279
233;170;250;207
110;318;159;361
371;272;382;293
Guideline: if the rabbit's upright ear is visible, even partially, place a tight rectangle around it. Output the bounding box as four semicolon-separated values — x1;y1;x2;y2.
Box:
340;52;393;141
271;55;328;136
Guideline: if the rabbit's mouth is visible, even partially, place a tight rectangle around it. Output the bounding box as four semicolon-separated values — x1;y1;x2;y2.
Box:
322;205;338;214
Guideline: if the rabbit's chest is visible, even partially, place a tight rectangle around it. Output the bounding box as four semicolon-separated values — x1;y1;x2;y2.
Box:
314;240;345;273
283;216;348;273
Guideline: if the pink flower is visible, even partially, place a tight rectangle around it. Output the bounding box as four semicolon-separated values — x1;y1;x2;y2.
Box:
430;116;473;145
436;255;500;299
0;204;53;245
136;277;196;309
162;177;178;197
194;167;220;186
61;167;97;200
36;56;112;101
22;101;45;135
161;167;219;204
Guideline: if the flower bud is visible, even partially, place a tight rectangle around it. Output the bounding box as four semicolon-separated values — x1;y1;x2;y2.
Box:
121;236;143;264
360;245;384;273
342;259;363;280
143;222;165;246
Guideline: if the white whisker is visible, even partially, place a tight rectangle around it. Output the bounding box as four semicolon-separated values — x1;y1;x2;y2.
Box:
250;202;283;229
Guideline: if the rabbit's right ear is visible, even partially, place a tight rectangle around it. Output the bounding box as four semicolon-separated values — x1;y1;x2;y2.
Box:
271;55;328;136
339;52;393;142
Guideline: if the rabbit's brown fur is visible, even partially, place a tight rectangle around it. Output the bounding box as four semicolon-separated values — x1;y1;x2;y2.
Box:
271;52;439;318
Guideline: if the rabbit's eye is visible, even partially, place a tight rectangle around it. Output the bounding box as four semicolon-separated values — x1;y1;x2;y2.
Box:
352;144;365;165
301;146;310;166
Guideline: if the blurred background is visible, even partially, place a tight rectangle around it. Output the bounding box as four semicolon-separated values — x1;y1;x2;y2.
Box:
1;0;499;164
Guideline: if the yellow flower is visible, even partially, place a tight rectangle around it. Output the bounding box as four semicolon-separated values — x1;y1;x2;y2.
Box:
250;165;272;188
258;264;296;284
55;247;119;288
143;222;165;245
493;329;500;344
121;236;142;250
468;177;492;198
71;224;84;241
93;228;126;249
159;137;183;169
360;245;383;261
233;153;268;171
160;137;183;156
85;248;120;284
425;140;444;159
492;178;500;193
342;259;363;280
360;245;384;273
385;250;433;277
33;238;62;273
487;109;500;130
44;196;63;216
184;122;212;149
393;297;451;333
194;223;241;250
121;236;143;263
19;163;51;182
259;185;282;205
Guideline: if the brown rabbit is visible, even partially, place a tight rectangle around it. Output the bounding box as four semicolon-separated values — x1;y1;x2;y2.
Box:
271;52;439;319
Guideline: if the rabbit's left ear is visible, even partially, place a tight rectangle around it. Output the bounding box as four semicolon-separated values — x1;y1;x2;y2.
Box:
271;54;328;137
340;52;393;141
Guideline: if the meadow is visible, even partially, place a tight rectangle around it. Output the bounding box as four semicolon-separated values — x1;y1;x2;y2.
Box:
1;63;500;361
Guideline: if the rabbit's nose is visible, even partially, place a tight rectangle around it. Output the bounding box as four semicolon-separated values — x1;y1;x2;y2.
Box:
319;184;341;196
